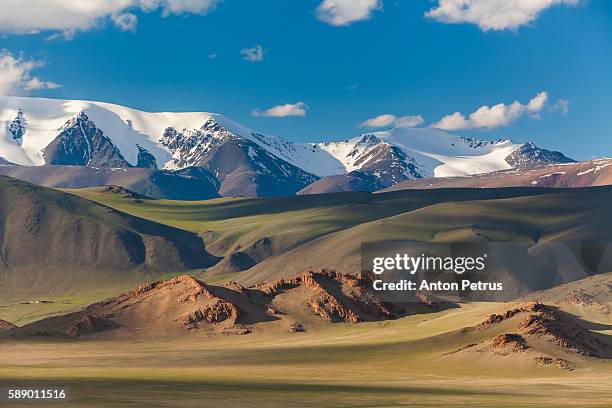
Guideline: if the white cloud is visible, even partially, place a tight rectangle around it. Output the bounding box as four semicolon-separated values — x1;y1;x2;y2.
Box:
527;91;548;113
0;51;61;95
316;0;382;26
112;13;138;32
426;0;581;31
0;0;220;37
241;45;265;62
360;114;424;128
208;52;218;59
432;91;549;131
157;0;220;15
551;98;570;114
24;77;62;91
252;102;308;118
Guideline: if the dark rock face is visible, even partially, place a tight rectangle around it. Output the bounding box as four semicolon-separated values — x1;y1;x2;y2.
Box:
135;145;158;168
43;111;131;168
355;141;424;188
505;143;575;170
161;119;318;197
8;109;26;146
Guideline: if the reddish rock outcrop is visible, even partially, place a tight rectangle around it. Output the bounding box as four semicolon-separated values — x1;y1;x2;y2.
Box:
65;315;112;337
0;319;17;331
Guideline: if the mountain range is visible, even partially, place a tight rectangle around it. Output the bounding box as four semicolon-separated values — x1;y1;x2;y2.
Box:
0;96;577;197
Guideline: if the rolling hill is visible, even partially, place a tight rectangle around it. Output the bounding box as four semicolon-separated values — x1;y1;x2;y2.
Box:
0;176;217;298
66;185;612;289
2;176;610;326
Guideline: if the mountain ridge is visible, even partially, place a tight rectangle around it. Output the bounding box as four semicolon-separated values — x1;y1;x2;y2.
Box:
1;96;575;197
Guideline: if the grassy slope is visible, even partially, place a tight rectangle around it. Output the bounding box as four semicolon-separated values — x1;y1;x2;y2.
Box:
67;187;571;259
3;187;612;407
1;186;551;326
241;187;612;283
1;302;611;407
66;186;611;284
4;186;609;326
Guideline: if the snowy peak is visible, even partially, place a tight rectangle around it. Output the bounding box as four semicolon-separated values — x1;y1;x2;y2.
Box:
44;110;131;168
158;117;318;196
316;134;426;187
0;96;578;197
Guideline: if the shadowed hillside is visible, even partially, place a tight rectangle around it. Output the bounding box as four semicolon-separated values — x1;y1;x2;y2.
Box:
0;176;218;297
0;165;221;200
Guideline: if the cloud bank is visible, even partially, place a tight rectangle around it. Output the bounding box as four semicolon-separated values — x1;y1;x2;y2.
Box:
0;0;220;36
432;91;549;130
316;0;382;26
426;0;581;31
360;114;424;128
0;51;61;96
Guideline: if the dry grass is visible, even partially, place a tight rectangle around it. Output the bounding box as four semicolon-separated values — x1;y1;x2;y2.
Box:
2;303;611;407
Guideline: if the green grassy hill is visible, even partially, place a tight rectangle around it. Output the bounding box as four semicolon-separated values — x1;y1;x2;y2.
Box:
67;186;612;285
3;180;610;326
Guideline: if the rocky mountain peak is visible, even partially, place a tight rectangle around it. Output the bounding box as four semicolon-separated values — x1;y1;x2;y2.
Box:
355;134;380;147
136;145;158;168
8;108;26;146
505;142;575;170
45;110;132;168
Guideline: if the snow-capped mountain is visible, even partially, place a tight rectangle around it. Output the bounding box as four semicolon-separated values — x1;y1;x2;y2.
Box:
0;96;575;196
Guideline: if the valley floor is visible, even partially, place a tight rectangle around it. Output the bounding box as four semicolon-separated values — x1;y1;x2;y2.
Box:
1;303;611;408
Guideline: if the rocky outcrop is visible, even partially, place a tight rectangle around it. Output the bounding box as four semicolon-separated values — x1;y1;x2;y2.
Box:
183;299;240;326
15;270;451;338
490;333;528;353
533;356;572;370
136;145;158;168
262;270;423;324
8;109;26;146
103;185;154;200
0;319;17;331
65;315;113;337
479;302;546;328
478;302;610;357
505;143;575;170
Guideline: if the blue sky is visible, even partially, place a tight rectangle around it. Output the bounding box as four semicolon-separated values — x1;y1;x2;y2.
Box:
0;0;610;159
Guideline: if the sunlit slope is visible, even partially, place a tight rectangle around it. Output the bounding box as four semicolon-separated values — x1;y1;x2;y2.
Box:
66;186;612;285
238;187;612;284
68;187;563;260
